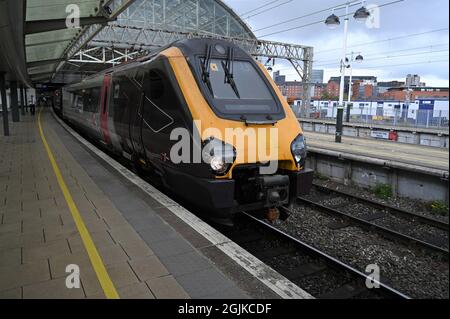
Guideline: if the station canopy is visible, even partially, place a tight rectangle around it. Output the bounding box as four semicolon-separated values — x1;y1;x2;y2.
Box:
25;0;257;83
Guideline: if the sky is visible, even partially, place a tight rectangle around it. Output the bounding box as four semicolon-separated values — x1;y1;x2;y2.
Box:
224;0;449;86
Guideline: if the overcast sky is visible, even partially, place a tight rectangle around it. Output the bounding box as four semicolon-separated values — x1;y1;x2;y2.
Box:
225;0;449;86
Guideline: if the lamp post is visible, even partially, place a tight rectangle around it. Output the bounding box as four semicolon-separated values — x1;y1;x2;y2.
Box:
346;52;364;121
325;2;370;143
348;53;364;103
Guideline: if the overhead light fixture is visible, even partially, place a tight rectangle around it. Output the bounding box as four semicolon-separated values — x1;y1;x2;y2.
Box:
355;54;364;62
325;14;340;29
104;5;113;15
353;6;370;23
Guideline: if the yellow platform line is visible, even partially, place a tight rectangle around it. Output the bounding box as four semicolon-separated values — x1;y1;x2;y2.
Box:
38;108;119;299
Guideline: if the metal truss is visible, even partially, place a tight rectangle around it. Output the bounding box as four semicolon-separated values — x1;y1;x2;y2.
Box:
68;46;146;65
55;0;137;74
57;0;314;108
78;25;314;107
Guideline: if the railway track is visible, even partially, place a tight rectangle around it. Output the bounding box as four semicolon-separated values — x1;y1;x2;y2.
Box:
296;184;449;257
218;212;410;299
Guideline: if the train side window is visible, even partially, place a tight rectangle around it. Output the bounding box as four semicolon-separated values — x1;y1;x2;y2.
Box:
80;88;99;113
90;87;101;113
82;89;91;112
74;90;85;110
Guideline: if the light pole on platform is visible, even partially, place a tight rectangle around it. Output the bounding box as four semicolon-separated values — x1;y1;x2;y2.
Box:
325;2;370;143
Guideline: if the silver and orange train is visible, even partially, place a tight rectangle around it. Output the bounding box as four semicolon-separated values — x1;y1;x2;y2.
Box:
58;38;313;223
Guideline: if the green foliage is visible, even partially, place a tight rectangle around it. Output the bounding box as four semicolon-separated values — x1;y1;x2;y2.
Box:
372;184;392;200
429;201;449;216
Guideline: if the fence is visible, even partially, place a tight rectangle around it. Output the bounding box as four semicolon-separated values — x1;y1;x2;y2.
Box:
300;105;449;130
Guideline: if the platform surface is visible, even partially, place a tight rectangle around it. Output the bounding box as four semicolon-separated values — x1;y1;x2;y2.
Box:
0;109;256;299
305;131;449;171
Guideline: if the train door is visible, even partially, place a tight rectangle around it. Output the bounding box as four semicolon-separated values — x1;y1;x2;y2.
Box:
100;74;112;145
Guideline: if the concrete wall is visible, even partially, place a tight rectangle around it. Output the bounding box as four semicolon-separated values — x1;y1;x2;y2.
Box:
307;150;449;204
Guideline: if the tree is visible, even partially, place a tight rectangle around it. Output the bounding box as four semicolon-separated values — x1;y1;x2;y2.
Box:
321;91;338;100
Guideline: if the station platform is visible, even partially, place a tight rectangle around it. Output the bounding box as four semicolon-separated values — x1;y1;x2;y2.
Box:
305;131;449;172
0;108;293;299
305;131;449;204
299;118;449;149
300;118;449;135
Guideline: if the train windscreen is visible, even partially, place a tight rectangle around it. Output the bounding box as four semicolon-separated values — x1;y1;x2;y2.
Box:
208;59;273;101
197;57;285;121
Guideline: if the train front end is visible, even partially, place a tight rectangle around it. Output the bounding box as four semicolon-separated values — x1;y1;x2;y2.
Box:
163;39;313;222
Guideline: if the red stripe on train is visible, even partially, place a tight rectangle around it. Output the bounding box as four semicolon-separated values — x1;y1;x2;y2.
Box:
100;74;112;144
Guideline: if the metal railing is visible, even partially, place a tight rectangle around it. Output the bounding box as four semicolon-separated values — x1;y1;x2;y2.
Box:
300;106;449;130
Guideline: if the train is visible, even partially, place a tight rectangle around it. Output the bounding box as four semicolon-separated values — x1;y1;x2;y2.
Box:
56;38;313;223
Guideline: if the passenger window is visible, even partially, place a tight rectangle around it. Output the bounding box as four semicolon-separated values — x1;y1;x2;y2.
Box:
90;87;100;113
80;88;100;113
74;90;86;110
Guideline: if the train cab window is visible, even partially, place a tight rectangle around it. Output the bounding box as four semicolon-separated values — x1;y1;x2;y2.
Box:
208;59;272;101
197;57;284;121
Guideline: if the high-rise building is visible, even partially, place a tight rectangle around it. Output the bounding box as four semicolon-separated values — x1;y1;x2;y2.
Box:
273;70;286;85
405;74;425;87
311;70;324;84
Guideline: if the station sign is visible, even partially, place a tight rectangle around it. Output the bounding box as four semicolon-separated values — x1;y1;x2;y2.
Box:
370;130;390;139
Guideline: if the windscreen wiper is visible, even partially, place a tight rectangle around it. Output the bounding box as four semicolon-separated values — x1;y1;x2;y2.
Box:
222;47;240;98
201;44;214;96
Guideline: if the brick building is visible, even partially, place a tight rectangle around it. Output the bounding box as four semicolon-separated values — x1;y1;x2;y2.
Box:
312;83;326;99
326;80;340;98
277;81;304;99
382;87;449;100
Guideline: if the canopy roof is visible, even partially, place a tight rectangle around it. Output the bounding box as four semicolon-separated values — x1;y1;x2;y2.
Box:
25;0;257;82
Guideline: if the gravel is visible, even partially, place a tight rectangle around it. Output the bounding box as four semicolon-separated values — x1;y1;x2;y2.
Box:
314;179;449;223
278;204;449;299
304;186;449;250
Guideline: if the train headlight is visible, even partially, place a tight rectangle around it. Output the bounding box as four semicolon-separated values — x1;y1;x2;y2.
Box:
291;134;307;167
202;138;236;175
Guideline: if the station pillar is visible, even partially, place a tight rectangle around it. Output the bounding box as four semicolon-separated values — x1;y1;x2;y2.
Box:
20;85;25;116
10;81;20;122
0;72;9;136
335;106;344;143
24;88;28;113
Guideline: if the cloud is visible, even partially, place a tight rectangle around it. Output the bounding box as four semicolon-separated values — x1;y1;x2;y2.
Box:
225;0;449;86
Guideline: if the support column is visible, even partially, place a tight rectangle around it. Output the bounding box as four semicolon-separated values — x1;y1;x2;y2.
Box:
24;88;28;113
0;72;10;136
343;160;352;186
389;168;399;199
20;85;25;116
10;81;20;122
